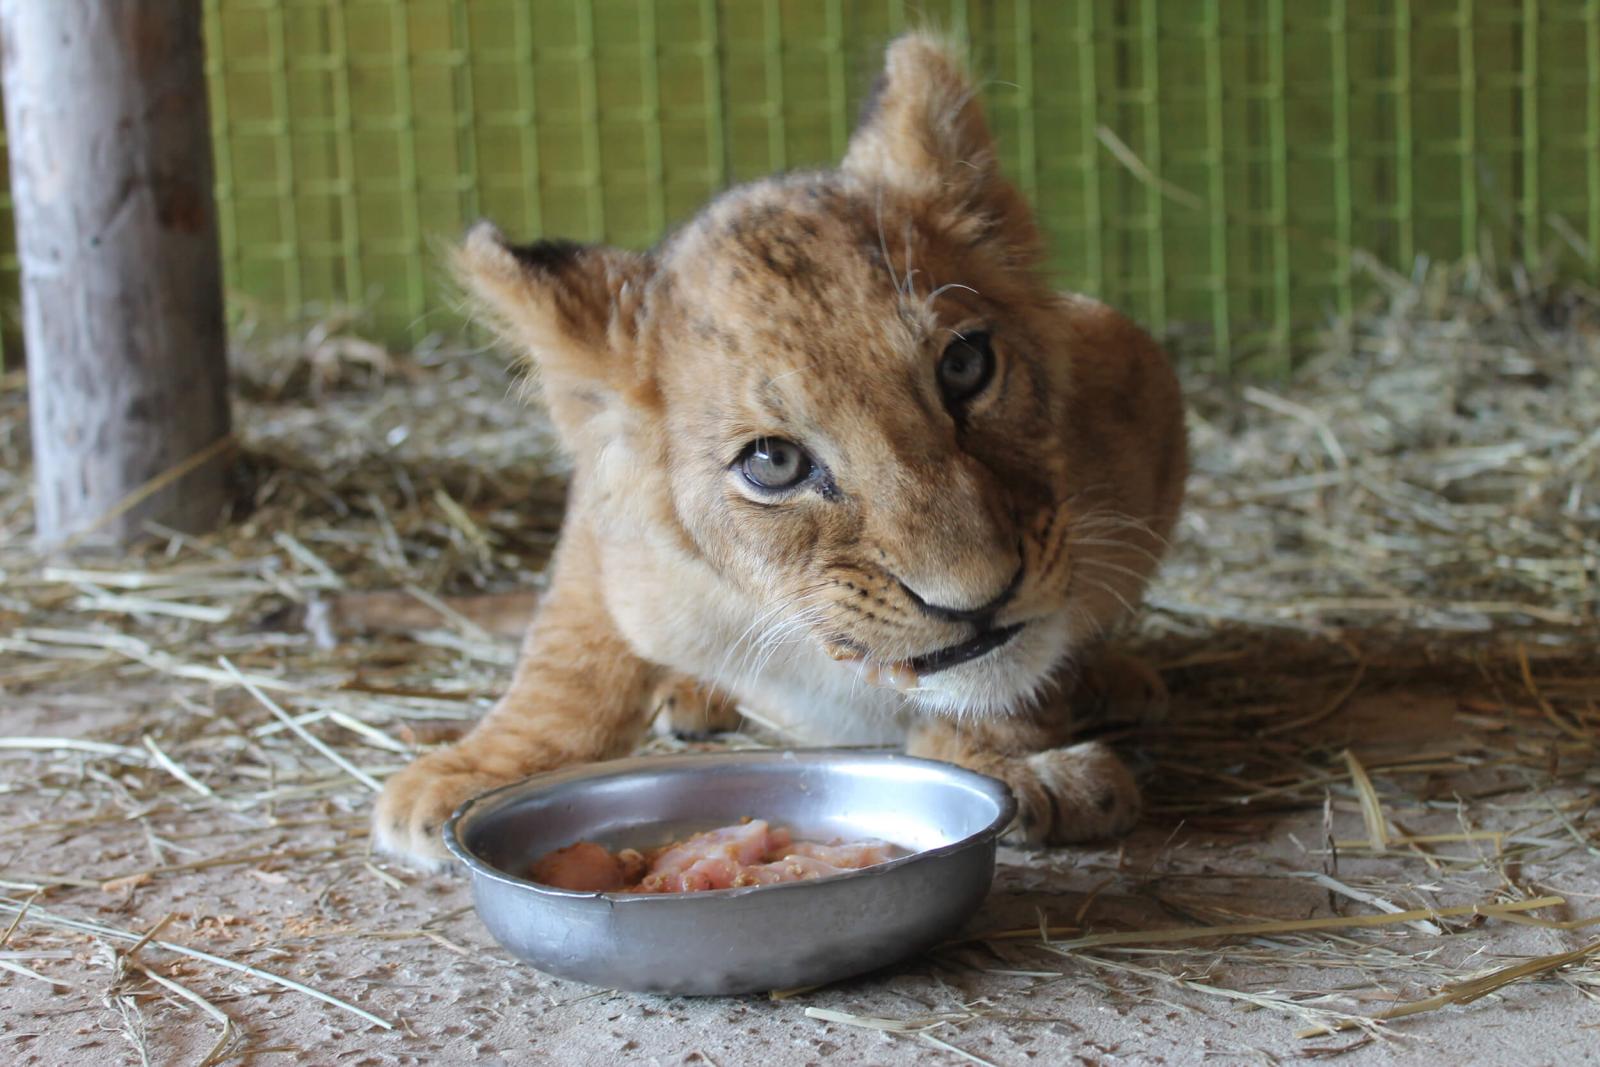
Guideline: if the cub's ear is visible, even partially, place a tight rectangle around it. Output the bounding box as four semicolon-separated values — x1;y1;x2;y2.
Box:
842;32;1041;265
453;221;650;392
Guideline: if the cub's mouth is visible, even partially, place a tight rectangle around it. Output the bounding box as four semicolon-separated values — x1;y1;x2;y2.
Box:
827;624;1025;691
908;624;1023;676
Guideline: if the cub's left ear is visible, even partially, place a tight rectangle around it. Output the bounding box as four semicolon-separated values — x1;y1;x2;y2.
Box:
453;221;650;394
843;32;1041;266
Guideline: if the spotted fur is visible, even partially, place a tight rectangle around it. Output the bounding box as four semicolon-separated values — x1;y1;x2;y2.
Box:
374;32;1187;867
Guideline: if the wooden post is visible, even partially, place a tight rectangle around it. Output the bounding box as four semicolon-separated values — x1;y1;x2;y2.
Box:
1;0;231;548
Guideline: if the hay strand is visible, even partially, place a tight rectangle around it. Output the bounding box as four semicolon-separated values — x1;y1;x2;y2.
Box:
1298;938;1600;1038
218;656;382;792
1047;895;1564;951
0;896;394;1030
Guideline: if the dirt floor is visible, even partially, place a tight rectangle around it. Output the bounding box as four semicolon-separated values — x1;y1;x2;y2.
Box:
2;655;1598;1067
2;267;1597;1065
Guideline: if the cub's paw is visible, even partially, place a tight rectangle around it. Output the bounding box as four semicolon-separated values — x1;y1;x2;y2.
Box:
1001;741;1142;847
1074;649;1169;727
372;749;511;871
648;674;741;740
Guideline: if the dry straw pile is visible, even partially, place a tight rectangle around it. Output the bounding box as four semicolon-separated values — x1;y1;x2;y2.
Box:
0;262;1595;1063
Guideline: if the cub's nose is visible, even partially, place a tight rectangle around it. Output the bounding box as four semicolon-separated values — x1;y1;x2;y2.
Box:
897;563;1023;627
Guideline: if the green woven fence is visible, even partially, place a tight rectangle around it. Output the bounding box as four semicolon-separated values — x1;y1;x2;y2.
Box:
3;0;1598;373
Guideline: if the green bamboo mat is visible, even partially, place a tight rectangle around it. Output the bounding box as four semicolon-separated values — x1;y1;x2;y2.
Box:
1;0;1596;374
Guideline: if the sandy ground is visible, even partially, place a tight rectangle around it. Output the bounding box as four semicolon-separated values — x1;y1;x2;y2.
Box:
2;641;1597;1067
2;268;1596;1064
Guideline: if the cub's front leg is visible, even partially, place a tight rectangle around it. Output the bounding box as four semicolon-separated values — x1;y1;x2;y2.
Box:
373;540;656;869
906;647;1161;845
648;674;743;740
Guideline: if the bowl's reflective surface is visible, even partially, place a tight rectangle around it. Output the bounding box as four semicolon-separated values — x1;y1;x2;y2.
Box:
444;749;1016;995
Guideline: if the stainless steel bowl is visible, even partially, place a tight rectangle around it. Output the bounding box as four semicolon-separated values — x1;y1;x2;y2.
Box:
443;749;1016;996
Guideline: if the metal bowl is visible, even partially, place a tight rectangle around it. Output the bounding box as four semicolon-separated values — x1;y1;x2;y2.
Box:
443;749;1016;996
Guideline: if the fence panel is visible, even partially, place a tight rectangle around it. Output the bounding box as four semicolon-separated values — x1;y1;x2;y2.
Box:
1;0;1595;373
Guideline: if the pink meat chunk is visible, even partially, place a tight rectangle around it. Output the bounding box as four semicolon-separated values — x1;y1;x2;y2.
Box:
782;839;899;868
636;820;791;893
527;820;901;893
737;853;854;886
528;841;640;892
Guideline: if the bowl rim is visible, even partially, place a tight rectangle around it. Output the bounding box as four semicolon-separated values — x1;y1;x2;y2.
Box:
442;747;1017;904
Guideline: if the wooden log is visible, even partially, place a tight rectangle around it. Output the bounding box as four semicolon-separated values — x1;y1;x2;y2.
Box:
1;0;231;547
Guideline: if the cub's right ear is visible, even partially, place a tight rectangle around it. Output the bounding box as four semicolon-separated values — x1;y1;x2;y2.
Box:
453;221;650;391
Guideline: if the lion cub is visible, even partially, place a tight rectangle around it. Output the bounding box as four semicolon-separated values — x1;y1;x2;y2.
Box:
375;32;1186;868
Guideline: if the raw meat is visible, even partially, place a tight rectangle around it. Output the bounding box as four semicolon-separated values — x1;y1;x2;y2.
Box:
527;819;901;894
527;841;646;892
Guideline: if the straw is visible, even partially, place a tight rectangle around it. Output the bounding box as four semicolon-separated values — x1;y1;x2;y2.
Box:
0;897;394;1030
0;263;1595;1057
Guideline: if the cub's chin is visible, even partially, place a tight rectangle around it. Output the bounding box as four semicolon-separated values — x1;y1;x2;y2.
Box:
900;613;1076;719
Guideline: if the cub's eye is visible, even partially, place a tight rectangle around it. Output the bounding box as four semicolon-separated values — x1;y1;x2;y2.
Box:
739;437;813;492
938;331;995;406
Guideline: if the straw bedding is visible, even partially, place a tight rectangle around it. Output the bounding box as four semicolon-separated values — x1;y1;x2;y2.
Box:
0;264;1595;1065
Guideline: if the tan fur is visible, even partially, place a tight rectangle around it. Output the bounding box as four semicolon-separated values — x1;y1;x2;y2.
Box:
649;674;743;740
374;32;1187;868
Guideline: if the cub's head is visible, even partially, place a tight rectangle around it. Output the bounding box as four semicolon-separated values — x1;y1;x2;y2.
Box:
458;33;1186;716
